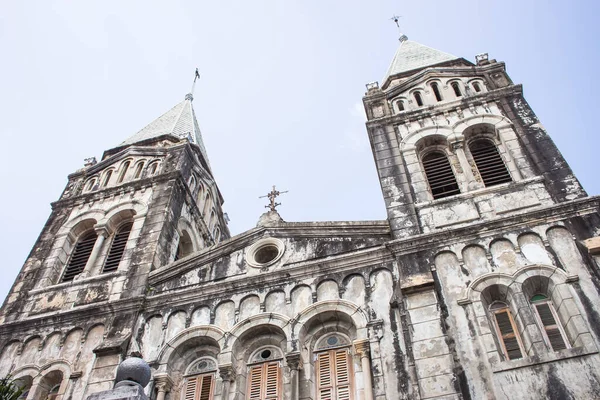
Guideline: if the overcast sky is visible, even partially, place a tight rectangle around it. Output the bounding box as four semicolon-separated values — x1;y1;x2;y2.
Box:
1;0;598;302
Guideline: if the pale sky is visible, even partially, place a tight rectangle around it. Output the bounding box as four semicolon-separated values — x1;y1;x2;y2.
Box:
1;0;598;302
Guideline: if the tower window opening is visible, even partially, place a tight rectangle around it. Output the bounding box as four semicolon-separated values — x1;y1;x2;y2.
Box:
62;231;98;282
149;162;159;176
431;83;443;102
473;82;482;92
422;151;460;199
452;82;462;97
469;139;512;187
414;92;424;107
85;179;97;192
133;162;144;179
102;222;133;273
490;302;523;360
117;161;130;184
102;171;113;187
397;100;405;111
530;295;569;351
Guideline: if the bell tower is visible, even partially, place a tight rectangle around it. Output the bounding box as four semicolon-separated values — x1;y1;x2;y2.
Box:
363;36;586;240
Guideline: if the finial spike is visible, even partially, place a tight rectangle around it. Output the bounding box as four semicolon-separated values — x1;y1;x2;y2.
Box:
390;15;408;42
188;68;200;101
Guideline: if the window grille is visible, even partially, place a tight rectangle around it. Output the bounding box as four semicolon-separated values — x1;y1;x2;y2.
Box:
493;307;523;360
247;361;281;400
469;140;512;187
62;231;97;281
184;373;214;400
431;83;442;102
451;82;462;97
316;348;353;400
422;151;460;199
531;296;569;351
102;222;132;273
414;92;424;107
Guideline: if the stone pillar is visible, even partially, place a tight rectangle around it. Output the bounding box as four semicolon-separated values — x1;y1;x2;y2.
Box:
451;139;478;190
153;374;173;400
219;364;235;400
286;352;302;400
354;340;374;400
82;225;109;275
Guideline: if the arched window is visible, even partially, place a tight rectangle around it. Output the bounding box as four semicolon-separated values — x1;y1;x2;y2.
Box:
451;82;462;97
102;170;113;188
85;178;97;192
133;162;144;179
530;294;569;351
473;82;482;92
490;302;523;360
422;151;460;199
247;347;282;400
189;175;197;193
203;192;212;218
183;357;217;400
209;210;216;230
314;333;353;400
213;227;221;243
174;230;194;261
148;162;159;176
431;82;443;102
102;222;133;273
117;161;130;184
62;230;98;282
414;92;424;107
396;100;405;111
46;384;60;400
468;139;512;187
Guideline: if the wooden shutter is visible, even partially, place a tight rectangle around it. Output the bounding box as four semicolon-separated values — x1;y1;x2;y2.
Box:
103;222;132;272
184;374;214;400
534;302;568;351
494;309;523;360
62;231;97;282
247;362;281;400
422;152;460;199
469;140;512;187
317;349;353;400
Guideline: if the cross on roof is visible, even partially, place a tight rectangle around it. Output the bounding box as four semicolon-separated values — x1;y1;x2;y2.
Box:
259;185;288;212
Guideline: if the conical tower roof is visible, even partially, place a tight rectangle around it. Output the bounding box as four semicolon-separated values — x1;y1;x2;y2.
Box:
383;37;458;84
120;93;211;171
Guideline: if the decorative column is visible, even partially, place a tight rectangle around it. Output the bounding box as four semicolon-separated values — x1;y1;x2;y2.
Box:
354;340;374;400
219;364;235;400
286;352;302;400
82;225;109;275
153;374;173;400
450;139;478;190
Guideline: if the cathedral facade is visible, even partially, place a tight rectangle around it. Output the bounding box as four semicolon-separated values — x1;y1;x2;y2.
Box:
2;36;600;400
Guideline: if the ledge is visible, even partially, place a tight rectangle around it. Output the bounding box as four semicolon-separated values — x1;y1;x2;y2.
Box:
28;271;124;296
491;346;598;373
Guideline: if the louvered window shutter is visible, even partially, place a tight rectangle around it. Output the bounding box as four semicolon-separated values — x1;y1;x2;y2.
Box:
469;140;512;187
317;349;353;400
248;362;281;400
422;151;460;199
184;374;214;400
534;302;568;351
62;231;98;282
103;222;132;273
494;309;523;360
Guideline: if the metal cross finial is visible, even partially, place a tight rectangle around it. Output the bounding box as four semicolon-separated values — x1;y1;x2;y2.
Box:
259;185;288;212
390;15;407;42
187;68;201;101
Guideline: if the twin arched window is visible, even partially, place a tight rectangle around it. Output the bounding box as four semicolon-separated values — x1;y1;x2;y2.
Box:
490;294;569;361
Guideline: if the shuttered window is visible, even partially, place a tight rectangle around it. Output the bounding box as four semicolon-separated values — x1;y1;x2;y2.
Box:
102;222;132;273
532;299;569;351
183;373;214;400
316;348;353;400
62;231;97;282
493;308;523;360
469;140;511;187
247;361;281;400
422;151;460;199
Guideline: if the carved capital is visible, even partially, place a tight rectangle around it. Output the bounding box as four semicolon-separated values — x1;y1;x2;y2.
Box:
354;339;371;358
94;224;110;238
450;140;465;151
153;373;173;392
285;352;303;371
219;364;236;382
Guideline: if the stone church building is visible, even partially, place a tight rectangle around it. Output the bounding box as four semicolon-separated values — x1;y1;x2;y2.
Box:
2;35;600;400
